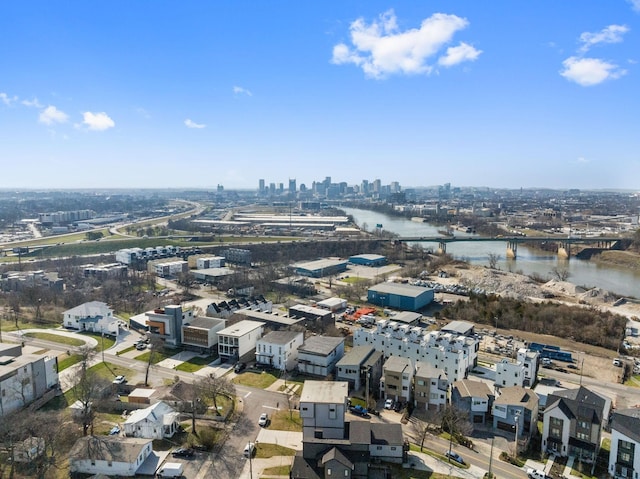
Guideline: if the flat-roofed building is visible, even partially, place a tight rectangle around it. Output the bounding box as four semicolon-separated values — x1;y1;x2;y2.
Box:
316;297;347;312
256;331;304;371
441;320;475;337
289;304;333;329
217;319;265;362
146;305;191;347
414;361;448;411
297;336;345;377
348;254;387;267
367;282;434;311
181;317;226;353
293;258;348;278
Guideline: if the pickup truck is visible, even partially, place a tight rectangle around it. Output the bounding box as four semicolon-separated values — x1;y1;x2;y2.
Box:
348;405;370;417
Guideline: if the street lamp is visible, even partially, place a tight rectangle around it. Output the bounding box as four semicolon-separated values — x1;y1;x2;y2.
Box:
514;410;521;459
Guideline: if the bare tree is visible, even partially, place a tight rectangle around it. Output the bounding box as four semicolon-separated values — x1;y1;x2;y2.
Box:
487;253;501;269
144;336;164;387
441;405;473;458
550;266;570;281
69;345;108;436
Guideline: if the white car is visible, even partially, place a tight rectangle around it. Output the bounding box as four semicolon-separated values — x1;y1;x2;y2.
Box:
243;442;255;458
112;375;126;384
258;413;268;427
384;398;394;409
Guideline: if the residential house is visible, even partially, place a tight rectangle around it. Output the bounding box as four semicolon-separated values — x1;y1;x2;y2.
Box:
495;358;526;389
335;345;384;393
255;330;304;371
609;408;640;479
291;380;406;479
217;319;265;362
451;379;494;426
146;305;193;347
63;301;118;336
297;335;345;377
0;343;59;416
123;401;180;439
492;386;539;441
517;348;540;387
541;386;610;462
414;361;448;411
69;436;154;477
382;356;414;403
181;316;226;353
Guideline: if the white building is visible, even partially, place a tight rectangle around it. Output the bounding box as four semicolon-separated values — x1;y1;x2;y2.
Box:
297;335;345;377
414;360;448;411
353;319;478;382
153;260;188;278
0;344;59;416
115;247;144;265
217;320;265;361
495;358;526;389
69;436;153;477
196;256;225;269
316;297;347;312
255;331;304;371
123;401;180;439
63;301;118;335
609;409;640;479
300;381;348;440
517;348;540;386
181;316;226;352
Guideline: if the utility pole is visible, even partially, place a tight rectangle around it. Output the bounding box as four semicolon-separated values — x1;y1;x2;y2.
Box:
487;436;495;479
514;410;520;459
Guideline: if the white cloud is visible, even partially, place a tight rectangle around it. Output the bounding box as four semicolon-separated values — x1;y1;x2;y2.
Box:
575;156;590;164
184;119;206;129
438;42;482;67
579;24;629;53
560;56;626;86
22;97;43;108
233;86;252;96
628;0;640;12
0;92;18;106
39;105;69;125
82;111;115;131
331;10;479;78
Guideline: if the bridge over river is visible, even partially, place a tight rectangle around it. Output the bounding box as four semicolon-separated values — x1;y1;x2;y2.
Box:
395;235;624;259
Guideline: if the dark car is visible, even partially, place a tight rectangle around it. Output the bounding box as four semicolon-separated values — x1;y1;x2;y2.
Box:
234;362;247;373
172;447;194;458
444;451;465;465
393;401;403;412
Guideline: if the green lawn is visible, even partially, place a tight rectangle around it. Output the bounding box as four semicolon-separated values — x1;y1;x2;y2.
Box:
134;349;176;364
116;345;136;356
175;355;217;372
409;444;470;470
261;465;291;476
340;276;370;284
232;371;278;389
268;410;302;432
57;353;83;371
24;332;85;346
80;331;116;351
255;443;296;458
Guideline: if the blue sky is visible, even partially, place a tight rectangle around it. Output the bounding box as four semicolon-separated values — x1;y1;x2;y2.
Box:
1;1;639;191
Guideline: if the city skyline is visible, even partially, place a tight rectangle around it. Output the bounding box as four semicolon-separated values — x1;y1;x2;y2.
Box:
1;1;639;190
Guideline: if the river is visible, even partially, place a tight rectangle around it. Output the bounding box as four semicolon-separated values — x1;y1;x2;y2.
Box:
342;207;640;298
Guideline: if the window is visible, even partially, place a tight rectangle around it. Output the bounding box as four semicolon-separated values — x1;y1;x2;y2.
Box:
108;461;112;467
345;470;349;477
327;468;332;475
417;380;425;386
391;447;397;450
617;439;635;465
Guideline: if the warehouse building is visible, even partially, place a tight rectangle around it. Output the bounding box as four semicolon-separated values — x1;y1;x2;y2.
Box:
367;282;434;311
348;253;387;267
292;258;348;278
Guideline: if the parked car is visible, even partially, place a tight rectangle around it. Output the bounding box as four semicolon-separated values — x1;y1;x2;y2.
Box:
444;451;465;465
112;375;126;384
384;398;394;409
526;468;548;479
243;442;255;458
393;401;403;412
135;342;147;350
234;362;247;373
171;447;194;458
258;413;269;427
567;364;578;370
108;426;120;436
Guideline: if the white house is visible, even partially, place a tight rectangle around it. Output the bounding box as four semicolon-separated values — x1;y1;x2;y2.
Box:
495;358;526;389
517;348;540;386
609;408;640;479
297;335;345;377
62;301;118;335
123;401;180;439
217;319;265;361
69;436;154;477
255;330;304;371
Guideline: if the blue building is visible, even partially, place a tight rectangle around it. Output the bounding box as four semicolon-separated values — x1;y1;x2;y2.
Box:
348;254;387;267
367;282;434;311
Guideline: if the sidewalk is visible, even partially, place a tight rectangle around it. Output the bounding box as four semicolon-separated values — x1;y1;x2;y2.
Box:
406;450;487;479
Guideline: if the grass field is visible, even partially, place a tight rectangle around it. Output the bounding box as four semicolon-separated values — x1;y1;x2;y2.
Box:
134;349;176;364
255;443;296;458
175;355;217;372
57;353;83;371
261;465;291;476
268;410;302;432
232;371;278;389
24;332;85;346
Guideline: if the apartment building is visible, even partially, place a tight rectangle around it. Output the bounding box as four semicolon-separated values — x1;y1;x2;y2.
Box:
414;360;449;411
382;356;414;403
255;331;304;371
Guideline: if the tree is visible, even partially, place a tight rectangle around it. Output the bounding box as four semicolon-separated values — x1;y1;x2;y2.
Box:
198;374;235;416
85;231;104;241
441;405;473;458
68;345;108;435
550;266;570;281
487;253;501;269
144;336;164;387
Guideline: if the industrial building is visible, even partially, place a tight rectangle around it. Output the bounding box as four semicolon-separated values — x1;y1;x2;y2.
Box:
367;282;434;311
348;253;387;267
292;258;348;278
